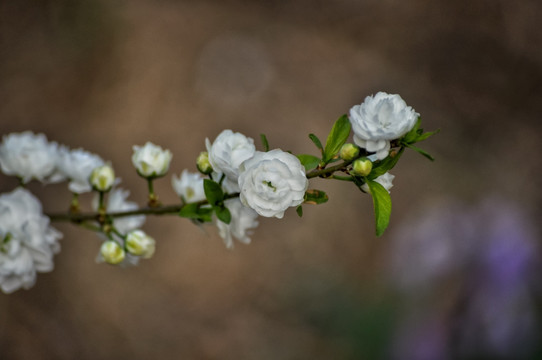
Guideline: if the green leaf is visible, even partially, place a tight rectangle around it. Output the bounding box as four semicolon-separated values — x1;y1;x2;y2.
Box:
414;129;440;143
323;114;351;164
366;180;392;237
404;143;435;161
260;133;270;152
203;179;224;206
401;117;421;144
297;154;321;171
296;205;303;217
215;205;231;224
304;189;329;205
179;203;199;218
369;147;405;180
179;203;213;222
309;133;324;153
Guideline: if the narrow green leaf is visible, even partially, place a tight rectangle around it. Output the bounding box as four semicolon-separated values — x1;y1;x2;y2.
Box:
296;205;303;217
309;133;324;153
215;205;231;224
414;129;440;143
203;179;224;205
369;147;405;180
260;133;270;152
323;114;351;164
296;154;321;171
304;189;329;205
366;180;392;237
404;144;435;161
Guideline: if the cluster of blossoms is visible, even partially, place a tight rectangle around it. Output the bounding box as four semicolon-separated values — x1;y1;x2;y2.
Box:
0;91;435;293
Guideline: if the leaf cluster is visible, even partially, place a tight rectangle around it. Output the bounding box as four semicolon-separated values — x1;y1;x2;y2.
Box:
399;117;440;161
178;179;232;224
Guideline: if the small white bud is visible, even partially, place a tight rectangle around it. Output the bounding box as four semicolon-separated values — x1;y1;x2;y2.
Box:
132;142;172;178
90;165;115;192
196;151;213;175
125;230;155;258
100;241;125;265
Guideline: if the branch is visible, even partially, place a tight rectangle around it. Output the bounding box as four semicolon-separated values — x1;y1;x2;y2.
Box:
47;193;240;223
305;159;354;179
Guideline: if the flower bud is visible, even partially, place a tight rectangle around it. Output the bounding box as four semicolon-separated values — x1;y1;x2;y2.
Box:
100;241;125;265
196;151;213;175
90;165;115;192
339;143;360;161
351;157;373;177
132;142;172;178
125;230;155;258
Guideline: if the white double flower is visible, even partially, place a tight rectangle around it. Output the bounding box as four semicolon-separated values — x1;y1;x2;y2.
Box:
361;172;395;194
349;92;418;160
238;149;308;219
206;130;255;184
56;147;105;194
0;188;62;294
216;198;259;249
171;170;206;203
0;132;61;183
132;142;173;178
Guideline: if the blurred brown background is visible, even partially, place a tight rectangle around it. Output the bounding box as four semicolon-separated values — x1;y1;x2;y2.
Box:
1;0;541;359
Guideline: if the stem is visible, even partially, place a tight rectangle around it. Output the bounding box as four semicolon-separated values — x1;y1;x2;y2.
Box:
70;193;80;213
147;178;160;207
111;227;126;240
147;178;155;197
47;193;240;223
331;175;354;182
306;159;354;179
77;221;102;232
98;191;105;212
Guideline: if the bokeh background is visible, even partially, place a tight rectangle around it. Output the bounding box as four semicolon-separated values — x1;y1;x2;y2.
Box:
1;0;541;359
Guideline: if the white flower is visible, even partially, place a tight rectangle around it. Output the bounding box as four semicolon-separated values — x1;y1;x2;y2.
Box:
221;175;241;194
132;142;172;178
206;130;255;182
238;149;308;219
0;188;62;294
92;188;145;235
56;146;105;193
90;164;115;191
171;170;206;203
216;199;259;249
349;92;419;160
0;132;61;183
125;230;155;258
361;172;395;193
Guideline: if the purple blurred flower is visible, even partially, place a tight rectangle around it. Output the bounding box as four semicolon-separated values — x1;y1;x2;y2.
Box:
389;196;540;359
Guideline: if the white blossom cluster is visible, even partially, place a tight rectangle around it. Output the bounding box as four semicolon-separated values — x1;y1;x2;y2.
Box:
0;91;424;293
0;133;152;292
172;129;308;248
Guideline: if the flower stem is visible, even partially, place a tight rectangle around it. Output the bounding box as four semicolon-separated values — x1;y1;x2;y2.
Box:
147;178;159;207
98;191;105;213
70;193;80;213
